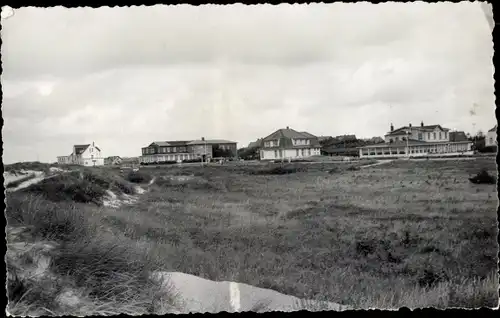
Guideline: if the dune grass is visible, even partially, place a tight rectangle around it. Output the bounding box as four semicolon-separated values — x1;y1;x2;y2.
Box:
106;158;498;309
5;158;499;313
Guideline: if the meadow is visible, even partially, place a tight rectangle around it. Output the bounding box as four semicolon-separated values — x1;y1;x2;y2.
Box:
5;158;499;314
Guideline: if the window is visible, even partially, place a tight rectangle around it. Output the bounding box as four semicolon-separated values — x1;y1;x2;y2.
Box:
91;155;94;159
173;147;177;152
427;133;430;139
389;139;393;143
444;132;447;139
490;138;493;144
274;150;278;158
439;132;442;139
418;133;423;141
308;149;311;156
296;149;299;157
301;149;305;156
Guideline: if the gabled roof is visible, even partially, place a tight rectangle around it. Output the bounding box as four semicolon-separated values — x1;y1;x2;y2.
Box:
387;124;449;136
300;131;317;138
262;127;320;148
488;125;497;132
262;127;317;141
74;144;90;155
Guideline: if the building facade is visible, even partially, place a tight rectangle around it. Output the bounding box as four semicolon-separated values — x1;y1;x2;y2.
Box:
259;126;321;161
139;138;237;164
485;125;497;148
57;142;105;166
357;122;473;158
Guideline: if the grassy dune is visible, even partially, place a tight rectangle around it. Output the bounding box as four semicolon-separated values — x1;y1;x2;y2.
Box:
5;158;499;313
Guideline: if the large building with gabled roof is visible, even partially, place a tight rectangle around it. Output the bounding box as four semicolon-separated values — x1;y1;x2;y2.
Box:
357;121;473;158
140;138;237;164
259;126;321;161
57;142;104;166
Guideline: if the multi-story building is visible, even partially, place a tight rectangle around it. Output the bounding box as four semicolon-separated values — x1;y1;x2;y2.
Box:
139;138;237;164
259;126;321;161
485;125;497;148
57;142;105;166
357;122;473;158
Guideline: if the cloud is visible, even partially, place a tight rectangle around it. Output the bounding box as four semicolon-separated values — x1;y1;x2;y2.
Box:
1;2;495;163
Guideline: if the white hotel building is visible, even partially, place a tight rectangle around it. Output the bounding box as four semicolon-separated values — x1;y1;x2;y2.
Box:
357;122;473;158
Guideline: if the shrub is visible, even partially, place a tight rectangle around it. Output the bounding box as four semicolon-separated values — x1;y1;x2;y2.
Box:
127;170;153;184
21;174;106;205
252;165;306;175
469;169;496;185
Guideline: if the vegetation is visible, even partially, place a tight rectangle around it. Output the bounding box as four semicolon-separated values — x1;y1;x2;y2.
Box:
5;158;499;313
5;173;37;189
126;170;153;184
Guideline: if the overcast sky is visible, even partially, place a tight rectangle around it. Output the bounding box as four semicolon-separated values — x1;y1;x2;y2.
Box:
1;3;495;163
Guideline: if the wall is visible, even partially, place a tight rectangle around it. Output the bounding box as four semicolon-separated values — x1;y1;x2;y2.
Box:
260;148;321;160
486;130;497;147
191;144;214;157
359;142;473;158
81;158;105;166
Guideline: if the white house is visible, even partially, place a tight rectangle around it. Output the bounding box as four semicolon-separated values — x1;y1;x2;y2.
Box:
57;142;105;166
357;122;473;158
259;126;321;161
485;125;497;148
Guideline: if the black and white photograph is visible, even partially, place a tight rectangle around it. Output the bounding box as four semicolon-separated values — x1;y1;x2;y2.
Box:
2;2;498;315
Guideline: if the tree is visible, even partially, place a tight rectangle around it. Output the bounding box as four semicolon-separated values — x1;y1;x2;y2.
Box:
212;145;233;158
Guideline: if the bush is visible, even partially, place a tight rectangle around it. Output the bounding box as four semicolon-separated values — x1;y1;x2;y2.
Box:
469;169;496;185
252;165;306;175
21;174;106;205
127;170;153;184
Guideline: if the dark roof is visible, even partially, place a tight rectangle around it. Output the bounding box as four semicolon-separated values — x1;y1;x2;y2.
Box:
74;144;90;155
449;131;468;142
300;131;317;138
106;156;122;160
263;127;317;141
150;141;191;147
387;124;449;136
488;125;497;132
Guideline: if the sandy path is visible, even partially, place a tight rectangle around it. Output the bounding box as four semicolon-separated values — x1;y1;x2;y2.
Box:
151;271;350;313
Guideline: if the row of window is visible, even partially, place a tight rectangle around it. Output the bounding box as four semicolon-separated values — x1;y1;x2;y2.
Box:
292;139;310;146
143;146;188;154
272;148;319;158
363;143;469;155
141;154;195;162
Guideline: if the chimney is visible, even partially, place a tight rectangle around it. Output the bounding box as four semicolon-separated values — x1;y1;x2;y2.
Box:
421;121;424;127
286;126;289;129
92;141;95;147
409;123;412;128
390;123;394;132
201;137;205;141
